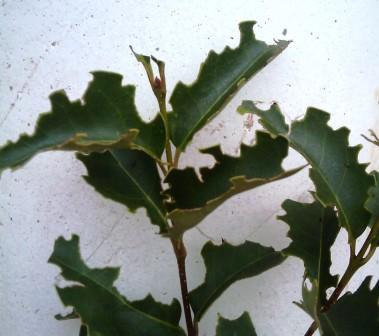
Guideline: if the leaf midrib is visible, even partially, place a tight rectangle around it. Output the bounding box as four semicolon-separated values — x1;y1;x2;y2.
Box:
194;250;281;319
289;136;350;237
52;255;182;332
110;150;168;228
177;44;278;150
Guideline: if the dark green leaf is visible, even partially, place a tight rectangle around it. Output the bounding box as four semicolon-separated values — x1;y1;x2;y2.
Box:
169;21;289;151
164;131;303;237
131;294;181;326
49;235;185;336
280;199;340;308
319;277;379;335
189;240;285;320
55;310;78;321
240;101;374;238
77;149;168;233
216;312;257;336
365;171;379;220
79;325;88;336
0;72;165;175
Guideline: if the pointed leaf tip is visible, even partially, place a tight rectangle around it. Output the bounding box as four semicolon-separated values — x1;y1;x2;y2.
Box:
0;71;166;175
169;21;289;151
245;101;375;238
49;234;185;335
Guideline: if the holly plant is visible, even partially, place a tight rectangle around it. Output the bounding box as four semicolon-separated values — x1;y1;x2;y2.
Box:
1;21;378;335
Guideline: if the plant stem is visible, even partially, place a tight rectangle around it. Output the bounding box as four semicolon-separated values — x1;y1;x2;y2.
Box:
304;263;356;336
304;220;379;336
158;100;173;165
304;322;318;336
171;238;197;336
173;149;181;168
157;160;168;175
356;219;379;261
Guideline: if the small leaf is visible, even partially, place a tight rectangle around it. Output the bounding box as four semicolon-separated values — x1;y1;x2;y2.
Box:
0;72;165;175
77;149;168;232
169;21;289;151
49;235;185;336
165;132;303;237
318;277;379;335
55;310;78;321
240;101;374;239
216;312;257;336
280;199;340;307
294;280;319;320
189;240;285;320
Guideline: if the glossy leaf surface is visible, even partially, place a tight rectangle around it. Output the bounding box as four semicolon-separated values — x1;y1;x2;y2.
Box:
165;132;302;237
49;235;185;336
318;277;379;335
0;72;165;175
189;240;285;320
240;101;374;238
280;199;340;309
77;149;168;232
169;21;289;151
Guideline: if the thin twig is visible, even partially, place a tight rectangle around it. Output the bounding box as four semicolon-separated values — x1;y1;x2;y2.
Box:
304;321;318;336
303;220;379;335
173;149;181;168
157;160;168;175
171;238;197;336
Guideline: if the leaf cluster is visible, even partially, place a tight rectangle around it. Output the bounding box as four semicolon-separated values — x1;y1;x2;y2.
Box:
1;21;378;335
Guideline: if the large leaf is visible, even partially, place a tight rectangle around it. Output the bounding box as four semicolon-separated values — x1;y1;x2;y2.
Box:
168;21;289;151
239;101;374;238
77;149;168;233
164;131;303;237
216;312;257;336
318;277;379;335
189;240;285;320
0;72;165;174
280;199;340;310
49;235;185;336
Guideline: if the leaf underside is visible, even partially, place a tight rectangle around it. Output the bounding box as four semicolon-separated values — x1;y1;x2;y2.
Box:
165;131;302;237
189;240;285;320
280;199;340;316
240;101;374;238
0;72;165;175
77;149;168;233
168;21;289;151
216;312;257;336
318;277;379;335
49;235;185;336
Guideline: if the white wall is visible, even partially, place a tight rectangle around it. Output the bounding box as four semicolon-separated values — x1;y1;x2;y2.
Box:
1;1;378;335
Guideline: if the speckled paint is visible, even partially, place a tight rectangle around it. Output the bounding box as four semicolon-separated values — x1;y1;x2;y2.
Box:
1;1;378;335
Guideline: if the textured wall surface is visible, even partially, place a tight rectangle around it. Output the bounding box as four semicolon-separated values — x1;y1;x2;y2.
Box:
1;1;379;335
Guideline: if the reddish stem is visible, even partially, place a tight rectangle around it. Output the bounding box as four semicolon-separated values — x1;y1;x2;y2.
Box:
172;238;197;336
